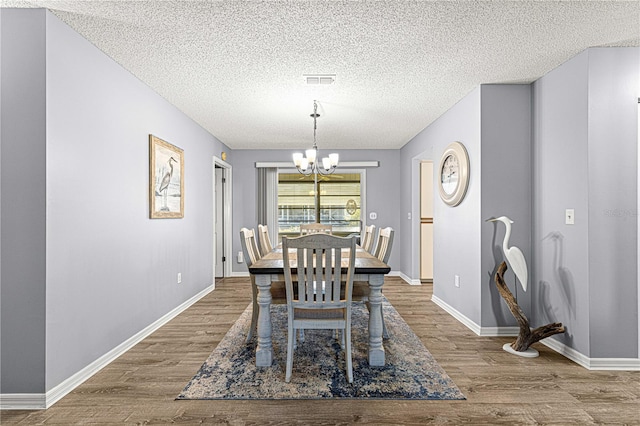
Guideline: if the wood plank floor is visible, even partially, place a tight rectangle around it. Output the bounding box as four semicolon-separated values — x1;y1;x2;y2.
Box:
2;277;639;425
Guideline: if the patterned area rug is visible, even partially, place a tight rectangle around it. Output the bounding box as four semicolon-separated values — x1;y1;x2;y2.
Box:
177;300;465;400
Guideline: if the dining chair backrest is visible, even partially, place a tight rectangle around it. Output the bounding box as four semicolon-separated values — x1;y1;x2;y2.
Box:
360;224;376;254
299;223;333;235
240;227;261;268
283;234;355;306
373;227;394;264
257;224;273;257
282;233;357;383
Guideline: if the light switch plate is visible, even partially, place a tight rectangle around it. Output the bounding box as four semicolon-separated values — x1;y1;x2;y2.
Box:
565;209;575;225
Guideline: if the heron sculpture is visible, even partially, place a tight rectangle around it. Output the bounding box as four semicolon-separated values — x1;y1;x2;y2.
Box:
487;216;528;292
158;157;177;210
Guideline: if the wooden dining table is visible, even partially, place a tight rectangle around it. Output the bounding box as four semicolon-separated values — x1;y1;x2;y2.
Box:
248;245;391;368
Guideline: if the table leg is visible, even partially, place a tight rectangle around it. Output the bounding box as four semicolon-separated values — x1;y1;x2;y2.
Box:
367;274;385;366
255;274;274;366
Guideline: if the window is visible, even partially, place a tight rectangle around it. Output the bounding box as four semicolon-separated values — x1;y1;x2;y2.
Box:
278;173;362;237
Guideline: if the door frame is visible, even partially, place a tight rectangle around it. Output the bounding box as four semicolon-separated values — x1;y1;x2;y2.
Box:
213;156;232;281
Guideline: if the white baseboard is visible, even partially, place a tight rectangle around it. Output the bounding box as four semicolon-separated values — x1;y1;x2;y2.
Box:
229;271;249;277
430;294;519;336
431;294;482;335
478;326;520;337
0;284;215;410
396;271;421;285
0;394;46;410
541;337;640;371
432;294;640;371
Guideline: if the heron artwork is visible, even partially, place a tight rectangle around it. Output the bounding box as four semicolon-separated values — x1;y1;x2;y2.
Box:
158;157;177;211
487;215;527;292
487;215;565;357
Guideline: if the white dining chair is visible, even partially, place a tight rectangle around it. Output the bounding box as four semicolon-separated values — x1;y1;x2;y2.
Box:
257;224;274;256
299;223;333;235
360;224;376;253
353;226;394;339
240;227;286;343
282;233;356;383
373;227;394;264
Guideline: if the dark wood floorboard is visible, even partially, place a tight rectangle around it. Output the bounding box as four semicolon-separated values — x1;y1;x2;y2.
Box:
2;277;639;425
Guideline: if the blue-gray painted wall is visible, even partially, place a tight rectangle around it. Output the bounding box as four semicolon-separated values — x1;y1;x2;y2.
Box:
1;8;47;394
533;47;639;357
1;9;230;393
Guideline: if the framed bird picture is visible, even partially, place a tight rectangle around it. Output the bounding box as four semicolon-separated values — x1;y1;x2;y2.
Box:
149;134;184;218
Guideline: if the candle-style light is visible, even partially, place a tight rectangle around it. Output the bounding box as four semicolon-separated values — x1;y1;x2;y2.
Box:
292;100;339;176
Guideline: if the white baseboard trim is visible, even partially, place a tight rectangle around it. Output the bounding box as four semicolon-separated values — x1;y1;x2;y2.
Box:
430;294;519;336
431;294;481;335
0;284;215;411
396;271;421;285
0;394;46;410
432;295;640;371
541;338;640;371
478;326;520;337
229;271;249;277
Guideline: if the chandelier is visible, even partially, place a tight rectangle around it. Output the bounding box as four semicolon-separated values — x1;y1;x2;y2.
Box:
292;100;339;175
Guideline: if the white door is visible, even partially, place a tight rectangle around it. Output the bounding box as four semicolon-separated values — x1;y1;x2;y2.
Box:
214;166;224;278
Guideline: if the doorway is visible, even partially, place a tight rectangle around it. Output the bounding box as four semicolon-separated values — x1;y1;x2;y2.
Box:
420;161;434;282
214;157;232;279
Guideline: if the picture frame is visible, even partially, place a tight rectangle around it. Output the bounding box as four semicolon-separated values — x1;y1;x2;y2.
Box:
149;134;184;218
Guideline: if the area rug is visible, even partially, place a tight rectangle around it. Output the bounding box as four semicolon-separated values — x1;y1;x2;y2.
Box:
177;299;465;400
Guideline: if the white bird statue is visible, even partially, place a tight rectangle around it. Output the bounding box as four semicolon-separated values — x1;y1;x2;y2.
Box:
487;216;528;292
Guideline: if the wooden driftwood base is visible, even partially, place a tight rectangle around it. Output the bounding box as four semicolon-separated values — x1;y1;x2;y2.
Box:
494;261;565;353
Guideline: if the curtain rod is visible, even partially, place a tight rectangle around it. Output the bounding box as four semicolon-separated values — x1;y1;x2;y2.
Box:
255;161;379;168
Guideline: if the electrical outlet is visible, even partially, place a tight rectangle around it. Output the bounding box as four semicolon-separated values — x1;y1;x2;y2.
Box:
369;212;377;220
177;273;182;284
454;275;460;288
237;251;244;263
565;209;575;225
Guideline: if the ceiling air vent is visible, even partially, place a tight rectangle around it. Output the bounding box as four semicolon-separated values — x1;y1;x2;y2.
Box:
304;74;336;85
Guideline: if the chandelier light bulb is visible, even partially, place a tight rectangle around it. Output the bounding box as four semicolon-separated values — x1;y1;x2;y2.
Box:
322;157;331;170
292;152;303;167
300;157;309;171
305;148;317;165
329;153;339;167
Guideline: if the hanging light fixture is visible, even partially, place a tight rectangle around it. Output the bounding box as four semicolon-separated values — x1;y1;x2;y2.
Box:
292;100;339;175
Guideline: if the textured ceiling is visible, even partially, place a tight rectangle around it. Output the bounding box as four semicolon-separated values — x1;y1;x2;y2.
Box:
3;1;640;150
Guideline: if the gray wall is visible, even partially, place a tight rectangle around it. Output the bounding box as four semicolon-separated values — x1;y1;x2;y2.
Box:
532;50;591;355
1;9;230;393
1;9;47;393
587;48;638;358
399;85;533;327
400;87;483;323
229;149;401;273
532;47;639;358
480;85;533;327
